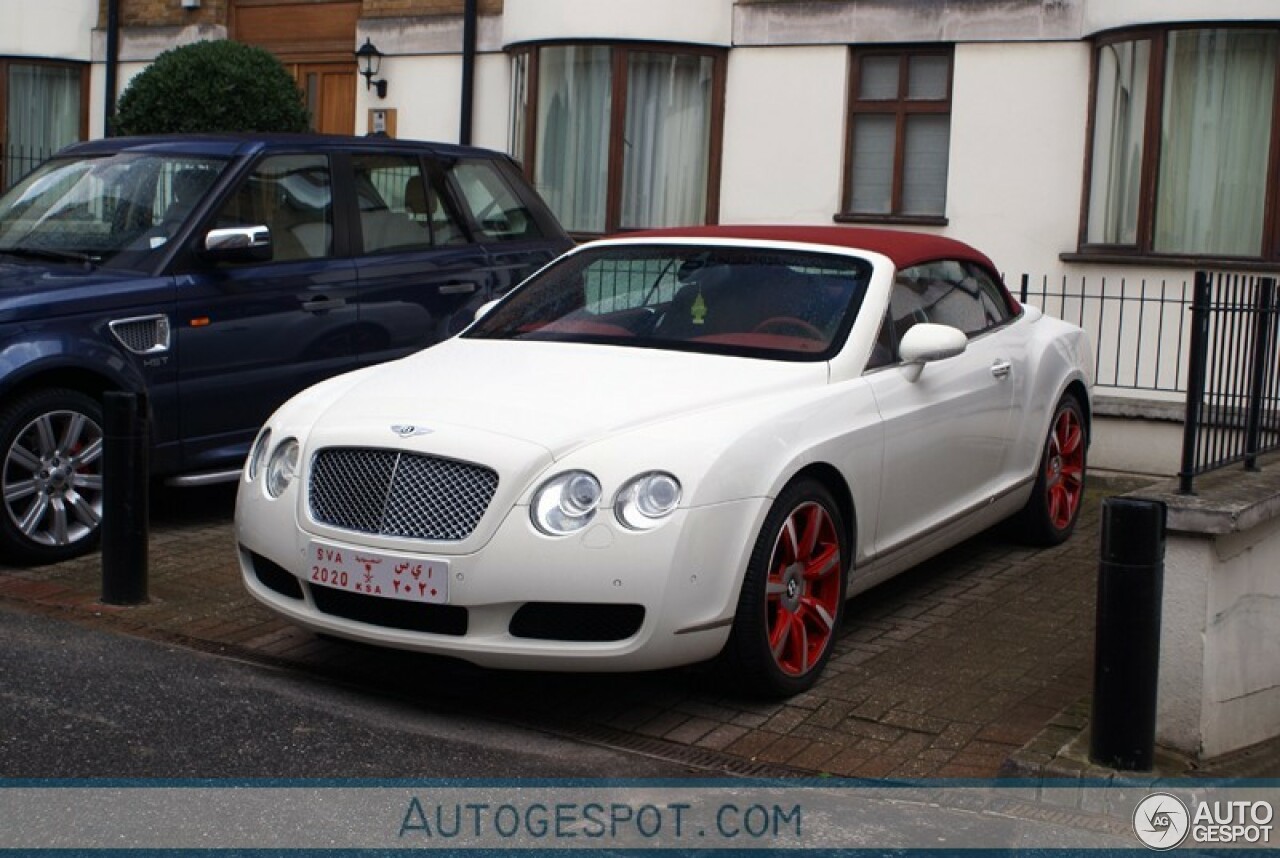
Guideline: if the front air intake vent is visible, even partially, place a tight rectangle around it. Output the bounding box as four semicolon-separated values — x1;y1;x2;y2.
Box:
109;314;171;355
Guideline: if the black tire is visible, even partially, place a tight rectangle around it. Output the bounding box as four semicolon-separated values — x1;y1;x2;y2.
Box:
1009;393;1087;546
722;479;848;698
0;389;105;566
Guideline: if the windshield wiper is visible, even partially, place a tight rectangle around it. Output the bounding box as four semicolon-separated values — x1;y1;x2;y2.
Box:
0;246;98;267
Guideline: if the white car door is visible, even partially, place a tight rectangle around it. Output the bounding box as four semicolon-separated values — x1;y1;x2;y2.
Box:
864;260;1021;556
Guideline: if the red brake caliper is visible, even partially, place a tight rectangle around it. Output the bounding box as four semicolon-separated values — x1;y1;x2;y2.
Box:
766;502;841;676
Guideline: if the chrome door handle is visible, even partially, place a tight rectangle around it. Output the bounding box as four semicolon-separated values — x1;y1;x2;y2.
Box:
302;296;346;312
991;360;1012;379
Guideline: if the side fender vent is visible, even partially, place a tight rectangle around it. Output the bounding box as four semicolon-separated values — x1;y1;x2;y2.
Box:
109;314;171;355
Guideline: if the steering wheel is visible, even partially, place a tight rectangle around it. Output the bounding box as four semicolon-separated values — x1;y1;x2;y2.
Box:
753;316;825;340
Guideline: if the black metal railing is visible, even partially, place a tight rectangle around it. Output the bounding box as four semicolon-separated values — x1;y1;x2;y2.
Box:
1020;273;1192;395
2;143;58;191
1178;272;1280;493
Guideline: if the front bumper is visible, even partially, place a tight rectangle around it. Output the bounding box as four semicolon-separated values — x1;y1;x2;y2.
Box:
236;487;768;672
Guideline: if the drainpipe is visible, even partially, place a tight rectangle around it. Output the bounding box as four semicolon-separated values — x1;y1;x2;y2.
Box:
104;0;121;136
459;0;476;145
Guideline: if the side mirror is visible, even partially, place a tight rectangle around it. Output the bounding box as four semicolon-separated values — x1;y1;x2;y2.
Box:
202;225;272;263
898;322;967;382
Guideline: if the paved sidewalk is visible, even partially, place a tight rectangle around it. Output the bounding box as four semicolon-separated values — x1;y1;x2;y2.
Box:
1;477;1275;779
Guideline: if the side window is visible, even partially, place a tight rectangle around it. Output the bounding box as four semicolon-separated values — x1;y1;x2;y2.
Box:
893;260;1007;338
214;154;333;263
962;262;1015;329
449;159;544;242
352;154;467;253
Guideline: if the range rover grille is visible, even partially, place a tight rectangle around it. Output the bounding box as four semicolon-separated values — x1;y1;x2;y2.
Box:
309;447;498;541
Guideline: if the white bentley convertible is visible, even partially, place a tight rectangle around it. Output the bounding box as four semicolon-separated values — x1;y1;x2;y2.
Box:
236;226;1091;696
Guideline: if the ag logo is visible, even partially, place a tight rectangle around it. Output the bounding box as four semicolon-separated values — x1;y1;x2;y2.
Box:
391;424;433;438
1134;793;1190;850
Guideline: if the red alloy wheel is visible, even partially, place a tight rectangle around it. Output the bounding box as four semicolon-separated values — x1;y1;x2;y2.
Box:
764;501;842;677
1045;405;1086;530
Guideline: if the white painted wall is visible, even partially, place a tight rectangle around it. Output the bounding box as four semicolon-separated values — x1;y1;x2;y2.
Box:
946;42;1090;278
718;46;847;224
471;53;514;153
1159;518;1280;758
503;0;733;47
364;55;462;141
0;0;96;59
718;41;1095;276
358;53;510;150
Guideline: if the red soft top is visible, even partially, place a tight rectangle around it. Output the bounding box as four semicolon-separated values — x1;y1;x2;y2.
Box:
620;224;995;272
619;224;1018;310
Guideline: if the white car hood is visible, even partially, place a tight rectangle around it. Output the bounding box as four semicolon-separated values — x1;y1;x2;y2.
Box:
312;338;829;458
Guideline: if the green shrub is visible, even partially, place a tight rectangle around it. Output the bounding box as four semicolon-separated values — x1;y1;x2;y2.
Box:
113;40;310;135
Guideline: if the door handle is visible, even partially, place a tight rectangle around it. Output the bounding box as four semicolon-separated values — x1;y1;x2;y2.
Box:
438;282;478;295
302;296;346;312
991;359;1012;379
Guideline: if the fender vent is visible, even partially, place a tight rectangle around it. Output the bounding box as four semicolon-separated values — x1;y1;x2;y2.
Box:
109;314;171;354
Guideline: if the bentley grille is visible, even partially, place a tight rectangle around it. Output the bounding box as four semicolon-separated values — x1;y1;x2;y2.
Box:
309;448;498;541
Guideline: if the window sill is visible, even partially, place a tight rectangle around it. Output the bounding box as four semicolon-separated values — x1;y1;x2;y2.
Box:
1060;250;1280;273
833;213;949;227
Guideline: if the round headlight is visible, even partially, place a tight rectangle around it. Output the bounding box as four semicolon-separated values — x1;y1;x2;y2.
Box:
531;470;601;535
616;472;682;531
246;427;272;482
265;438;300;499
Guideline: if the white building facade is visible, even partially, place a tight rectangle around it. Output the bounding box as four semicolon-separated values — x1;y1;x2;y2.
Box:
8;0;1280;471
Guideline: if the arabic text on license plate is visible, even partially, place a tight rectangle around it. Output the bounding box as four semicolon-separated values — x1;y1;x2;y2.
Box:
308;543;449;604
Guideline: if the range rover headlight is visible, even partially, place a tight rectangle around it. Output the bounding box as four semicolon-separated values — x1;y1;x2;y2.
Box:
265;438;300;498
531;470;601;535
615;472;681;531
246;427;272;482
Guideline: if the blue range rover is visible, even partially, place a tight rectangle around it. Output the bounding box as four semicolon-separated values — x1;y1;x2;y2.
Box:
0;134;571;564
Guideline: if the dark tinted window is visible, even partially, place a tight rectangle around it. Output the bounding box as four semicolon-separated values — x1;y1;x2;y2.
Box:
352;154;467;253
893;260;1011;337
450;159;544;242
214;154;332;263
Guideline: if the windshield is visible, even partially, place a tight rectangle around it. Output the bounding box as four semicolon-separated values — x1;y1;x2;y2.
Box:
465;244;873;361
0;152;228;268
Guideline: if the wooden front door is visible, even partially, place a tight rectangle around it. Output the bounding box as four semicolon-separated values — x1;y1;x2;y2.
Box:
295;63;357;135
233;0;359;135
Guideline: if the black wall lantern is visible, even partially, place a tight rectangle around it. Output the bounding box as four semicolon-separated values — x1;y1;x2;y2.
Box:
355;38;388;99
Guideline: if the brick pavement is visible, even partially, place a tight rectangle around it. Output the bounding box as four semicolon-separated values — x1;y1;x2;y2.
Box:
3;475;1269;778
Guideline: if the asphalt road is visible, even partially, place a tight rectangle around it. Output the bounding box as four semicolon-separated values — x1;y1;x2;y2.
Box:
0;603;694;779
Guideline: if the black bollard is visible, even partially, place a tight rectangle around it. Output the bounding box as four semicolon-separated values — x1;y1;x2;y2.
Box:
101;391;149;605
1090;497;1166;770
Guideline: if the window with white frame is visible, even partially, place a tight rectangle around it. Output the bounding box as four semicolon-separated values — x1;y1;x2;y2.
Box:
1084;27;1280;260
840;46;953;223
509;43;725;236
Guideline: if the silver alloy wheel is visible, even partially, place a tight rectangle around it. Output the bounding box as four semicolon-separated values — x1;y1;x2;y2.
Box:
3;408;105;548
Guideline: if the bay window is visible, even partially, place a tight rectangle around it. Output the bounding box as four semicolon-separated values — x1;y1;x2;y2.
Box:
510;43;725;236
1083;27;1280;261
